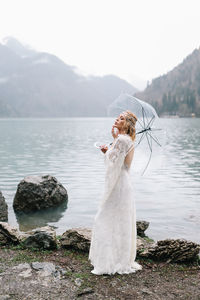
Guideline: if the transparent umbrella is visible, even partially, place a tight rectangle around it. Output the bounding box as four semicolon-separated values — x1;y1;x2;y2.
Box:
107;93;165;175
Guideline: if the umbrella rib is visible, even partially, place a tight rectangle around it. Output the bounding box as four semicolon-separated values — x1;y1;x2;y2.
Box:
146;131;152;152
142;107;146;128
141;105;155;131
150;128;162;131
143;106;149;123
137;118;145;129
135;132;144;148
147;131;162;147
146;115;155;129
142;134;153;175
143;105;154;129
135;132;146;147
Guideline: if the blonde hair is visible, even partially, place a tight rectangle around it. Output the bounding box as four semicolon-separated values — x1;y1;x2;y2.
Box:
123;110;137;141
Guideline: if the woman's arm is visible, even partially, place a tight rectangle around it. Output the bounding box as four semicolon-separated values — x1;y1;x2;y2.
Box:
100;127;119;154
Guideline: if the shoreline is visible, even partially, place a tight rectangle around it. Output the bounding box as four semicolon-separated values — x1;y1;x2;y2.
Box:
0;223;199;299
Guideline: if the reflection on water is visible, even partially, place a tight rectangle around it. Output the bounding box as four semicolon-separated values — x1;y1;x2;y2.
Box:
15;201;68;231
0;117;199;243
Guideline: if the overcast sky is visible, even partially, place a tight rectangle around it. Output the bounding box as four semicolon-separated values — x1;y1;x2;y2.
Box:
0;0;200;89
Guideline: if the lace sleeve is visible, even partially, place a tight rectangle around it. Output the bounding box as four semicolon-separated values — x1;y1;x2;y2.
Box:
106;136;127;163
100;135;133;207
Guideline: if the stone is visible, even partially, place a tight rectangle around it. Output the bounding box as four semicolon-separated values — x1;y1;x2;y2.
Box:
60;228;92;252
136;236;156;257
31;262;48;271
136;221;149;237
32;262;55;273
31;262;60;278
0;222;20;245
147;239;200;263
22;226;57;250
13;175;68;213
0;192;8;222
60;227;200;263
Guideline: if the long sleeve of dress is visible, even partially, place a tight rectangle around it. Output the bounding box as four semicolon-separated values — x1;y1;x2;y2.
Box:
102;134;133;206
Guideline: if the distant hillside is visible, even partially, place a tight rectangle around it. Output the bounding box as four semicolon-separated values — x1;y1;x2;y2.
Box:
135;48;200;117
0;37;138;117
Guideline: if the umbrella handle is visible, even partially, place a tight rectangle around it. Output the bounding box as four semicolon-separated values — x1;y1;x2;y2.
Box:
136;127;151;135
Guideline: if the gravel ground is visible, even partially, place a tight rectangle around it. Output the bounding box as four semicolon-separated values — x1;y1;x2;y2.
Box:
0;246;199;300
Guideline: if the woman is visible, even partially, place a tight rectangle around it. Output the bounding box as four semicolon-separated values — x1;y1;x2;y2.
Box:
88;110;142;275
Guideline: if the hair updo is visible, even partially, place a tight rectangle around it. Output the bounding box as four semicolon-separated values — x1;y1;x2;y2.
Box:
123;110;137;141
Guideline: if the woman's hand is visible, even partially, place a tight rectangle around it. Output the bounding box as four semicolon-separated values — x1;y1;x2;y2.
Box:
100;144;108;154
111;126;119;139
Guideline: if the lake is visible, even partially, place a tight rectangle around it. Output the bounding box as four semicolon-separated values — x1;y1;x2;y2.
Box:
0;117;199;243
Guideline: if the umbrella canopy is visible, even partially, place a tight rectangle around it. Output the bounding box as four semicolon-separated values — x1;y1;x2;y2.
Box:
107;93;165;174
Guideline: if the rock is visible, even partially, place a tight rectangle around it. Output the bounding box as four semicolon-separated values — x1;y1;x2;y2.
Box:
11;262;65;280
13;175;68;213
0;192;8;222
21;226;57;250
136;221;149;237
60;228;92;252
32;262;55;273
137;236;156;257
60;227;200;263
147;239;200;263
0;222;20;245
31;262;61;278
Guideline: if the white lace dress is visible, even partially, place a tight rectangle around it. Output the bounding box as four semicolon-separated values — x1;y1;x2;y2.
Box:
89;134;142;275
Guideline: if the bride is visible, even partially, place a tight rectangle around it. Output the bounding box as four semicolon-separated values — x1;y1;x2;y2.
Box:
89;110;142;275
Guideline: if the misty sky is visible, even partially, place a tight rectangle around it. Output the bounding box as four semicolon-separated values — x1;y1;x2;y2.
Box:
0;0;200;89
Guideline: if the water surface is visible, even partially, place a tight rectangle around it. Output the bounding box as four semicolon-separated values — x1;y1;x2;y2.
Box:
0;118;199;243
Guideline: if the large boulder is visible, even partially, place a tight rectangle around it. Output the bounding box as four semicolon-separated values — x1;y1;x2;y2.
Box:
0;191;8;221
13;175;68;213
21;226;57;250
0;222;21;245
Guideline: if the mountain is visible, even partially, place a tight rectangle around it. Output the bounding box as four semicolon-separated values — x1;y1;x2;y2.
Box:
0;37;138;117
135;48;200;117
2;36;37;57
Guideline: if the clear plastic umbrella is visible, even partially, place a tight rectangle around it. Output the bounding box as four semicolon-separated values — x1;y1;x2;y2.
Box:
107;93;165;175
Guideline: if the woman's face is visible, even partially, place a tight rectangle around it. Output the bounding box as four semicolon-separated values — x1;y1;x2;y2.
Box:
114;113;126;131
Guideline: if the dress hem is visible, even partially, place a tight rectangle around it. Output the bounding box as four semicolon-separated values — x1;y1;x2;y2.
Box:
88;257;142;276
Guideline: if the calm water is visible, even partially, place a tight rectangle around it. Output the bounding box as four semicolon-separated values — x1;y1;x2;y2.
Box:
0;118;199;243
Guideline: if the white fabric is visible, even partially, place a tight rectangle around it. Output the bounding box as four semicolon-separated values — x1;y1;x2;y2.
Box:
89;134;142;275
